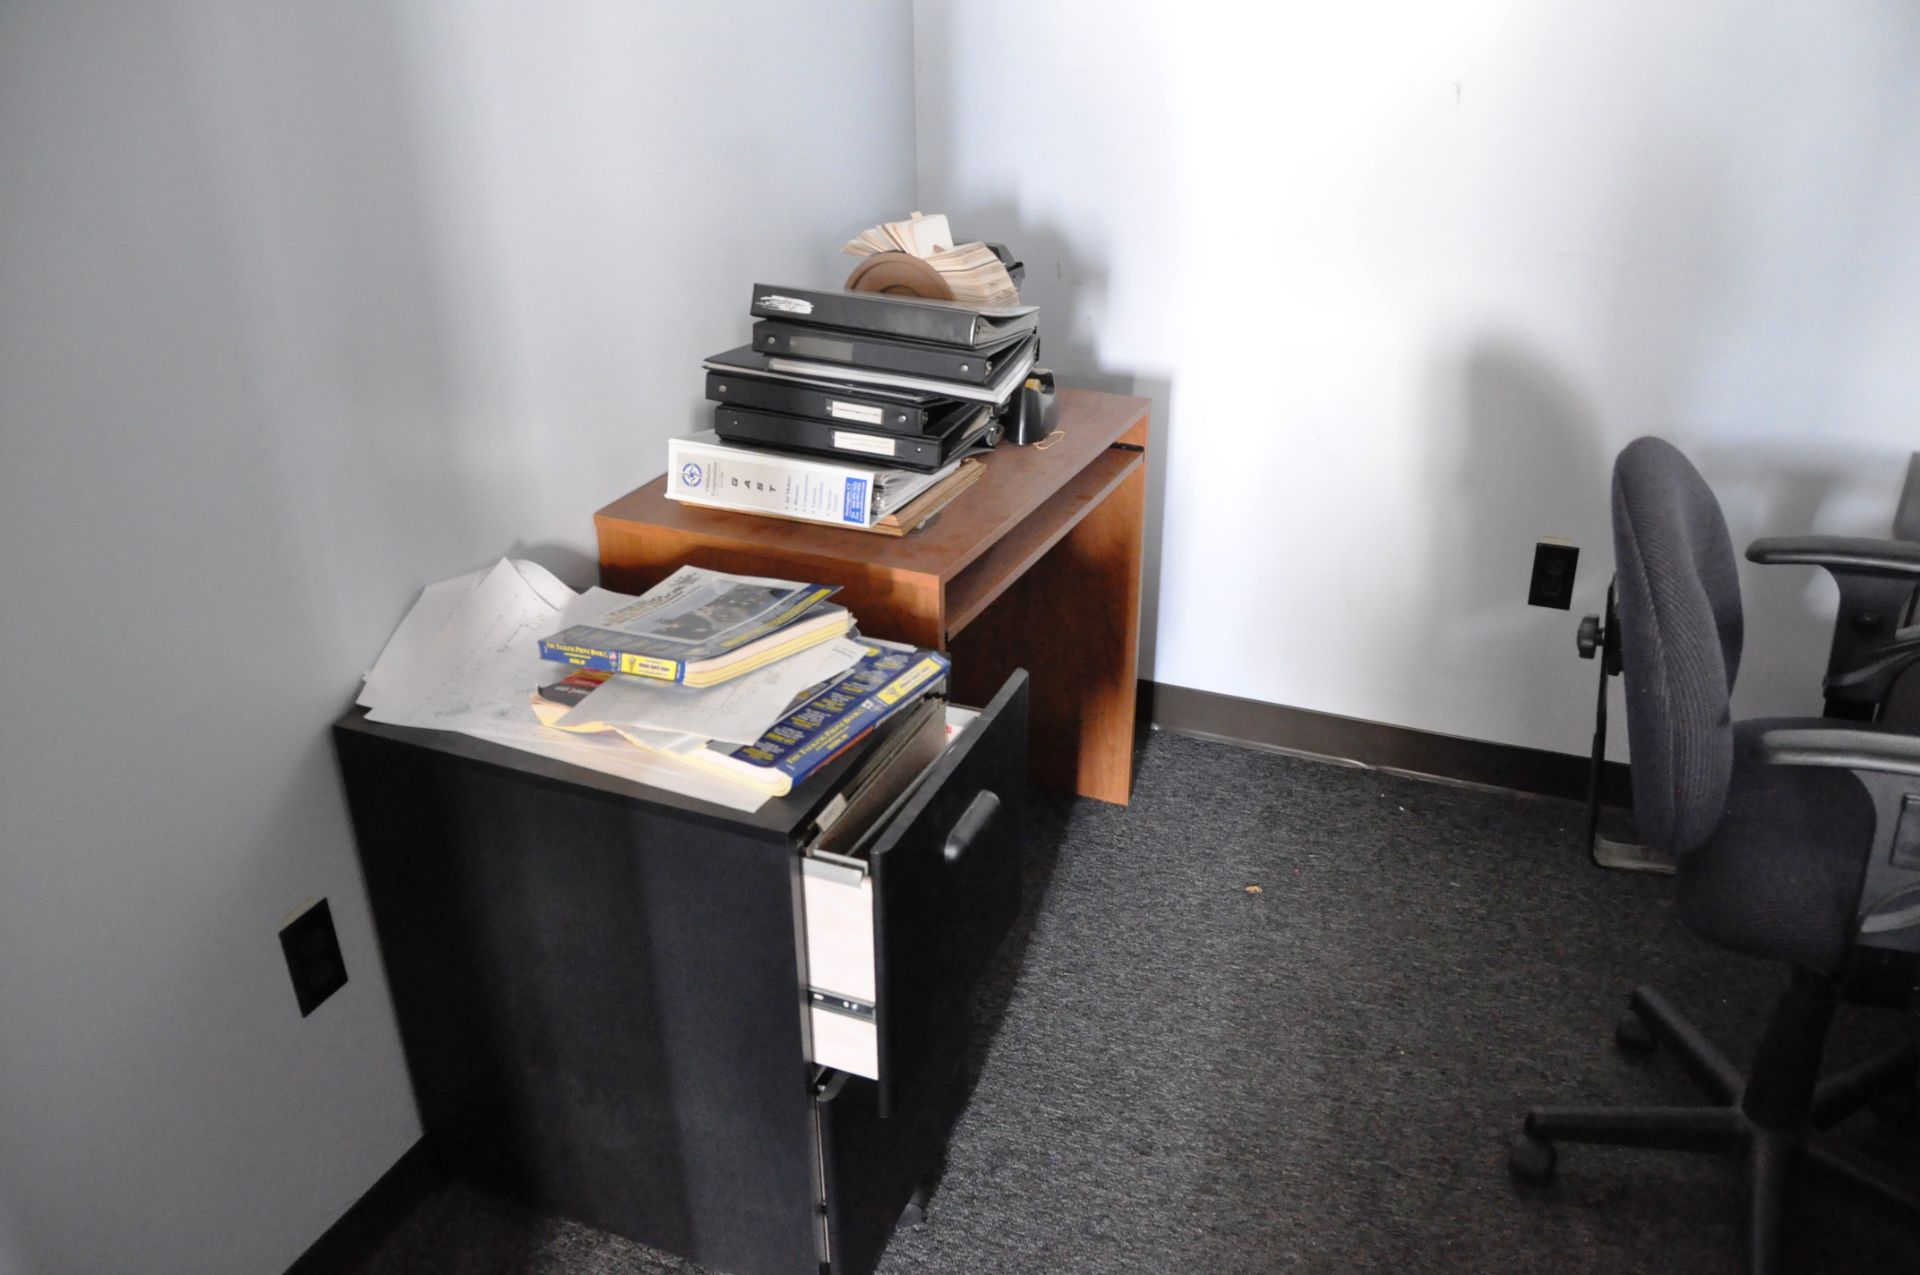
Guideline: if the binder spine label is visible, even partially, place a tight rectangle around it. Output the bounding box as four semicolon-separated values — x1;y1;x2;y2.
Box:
842;478;869;524
828;400;884;425
668;435;879;527
833;430;897;458
784;332;853;361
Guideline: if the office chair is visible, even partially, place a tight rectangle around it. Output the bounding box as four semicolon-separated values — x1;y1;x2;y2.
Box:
1574;452;1920;871
1510;437;1920;1274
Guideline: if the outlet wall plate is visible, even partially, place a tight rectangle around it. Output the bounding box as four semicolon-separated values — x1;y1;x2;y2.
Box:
280;897;348;1017
1528;538;1579;610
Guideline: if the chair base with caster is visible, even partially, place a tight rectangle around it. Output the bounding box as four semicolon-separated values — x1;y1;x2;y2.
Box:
1510;974;1920;1275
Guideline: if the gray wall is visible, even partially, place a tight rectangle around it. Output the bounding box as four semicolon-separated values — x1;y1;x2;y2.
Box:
0;4;915;1271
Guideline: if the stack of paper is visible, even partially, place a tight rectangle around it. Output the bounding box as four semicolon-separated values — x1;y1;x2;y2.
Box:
843;211;956;258
840;212;1020;307
359;561;952;810
357;559;775;812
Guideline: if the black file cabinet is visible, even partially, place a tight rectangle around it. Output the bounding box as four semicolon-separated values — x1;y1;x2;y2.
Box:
332;671;1027;1275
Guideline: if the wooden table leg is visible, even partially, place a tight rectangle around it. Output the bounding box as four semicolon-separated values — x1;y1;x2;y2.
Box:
949;454;1144;805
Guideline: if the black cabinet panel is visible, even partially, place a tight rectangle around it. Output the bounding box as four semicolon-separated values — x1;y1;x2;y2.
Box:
335;719;819;1275
869;672;1029;1114
817;1049;967;1275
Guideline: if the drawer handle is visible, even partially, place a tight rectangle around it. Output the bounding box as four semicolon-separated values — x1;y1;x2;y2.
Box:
943;790;1001;864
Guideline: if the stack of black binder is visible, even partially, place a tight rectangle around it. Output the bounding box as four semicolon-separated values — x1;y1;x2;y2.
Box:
699;283;1040;473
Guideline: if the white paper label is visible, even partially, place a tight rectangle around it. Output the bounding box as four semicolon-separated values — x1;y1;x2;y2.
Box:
757;293;813;315
828;400;885;425
833;431;897;458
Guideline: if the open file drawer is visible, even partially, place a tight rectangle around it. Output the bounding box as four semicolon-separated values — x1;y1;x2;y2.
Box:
801;670;1028;1114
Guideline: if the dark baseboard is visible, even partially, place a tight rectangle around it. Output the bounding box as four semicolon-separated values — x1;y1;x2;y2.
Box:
1142;681;1631;807
284;1138;443;1275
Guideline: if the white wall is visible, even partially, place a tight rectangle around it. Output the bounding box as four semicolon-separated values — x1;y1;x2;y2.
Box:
915;0;1920;756
0;4;915;1272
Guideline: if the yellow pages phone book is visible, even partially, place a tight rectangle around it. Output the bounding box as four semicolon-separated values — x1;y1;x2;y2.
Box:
535;564;849;686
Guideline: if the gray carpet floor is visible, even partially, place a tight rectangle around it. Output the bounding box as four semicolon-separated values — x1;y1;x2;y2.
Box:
349;729;1920;1274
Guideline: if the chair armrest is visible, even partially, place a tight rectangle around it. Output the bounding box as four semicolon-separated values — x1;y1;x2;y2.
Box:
1745;535;1920;580
1754;727;1920;778
1749;537;1920;705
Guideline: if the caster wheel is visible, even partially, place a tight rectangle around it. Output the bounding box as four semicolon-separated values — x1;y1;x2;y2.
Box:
900;1185;930;1227
1508;1134;1556;1186
1615;1012;1656;1054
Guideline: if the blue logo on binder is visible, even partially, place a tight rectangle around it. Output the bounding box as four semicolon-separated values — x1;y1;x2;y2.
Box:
843;477;868;523
680;463;703;489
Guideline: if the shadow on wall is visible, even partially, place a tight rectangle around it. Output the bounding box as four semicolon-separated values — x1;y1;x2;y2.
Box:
1420;335;1611;741
1437;336;1609;616
1420;108;1743;751
1422;339;1913;740
1579;91;1915;719
942;200;1175;674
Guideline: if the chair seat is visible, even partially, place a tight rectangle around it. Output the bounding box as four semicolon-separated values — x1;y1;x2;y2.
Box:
1676;717;1887;972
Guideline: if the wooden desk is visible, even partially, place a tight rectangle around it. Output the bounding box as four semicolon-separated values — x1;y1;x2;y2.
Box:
595;387;1149;804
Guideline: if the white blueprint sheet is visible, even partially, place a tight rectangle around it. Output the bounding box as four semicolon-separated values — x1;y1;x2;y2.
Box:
358;560;768;812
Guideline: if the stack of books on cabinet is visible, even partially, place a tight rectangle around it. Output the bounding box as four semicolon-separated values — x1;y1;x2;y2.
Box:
674;282;1040;535
530;565;951;798
356;559;958;815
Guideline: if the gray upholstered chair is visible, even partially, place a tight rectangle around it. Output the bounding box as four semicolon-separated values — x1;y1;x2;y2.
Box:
1571;455;1920;872
1510;437;1920;1274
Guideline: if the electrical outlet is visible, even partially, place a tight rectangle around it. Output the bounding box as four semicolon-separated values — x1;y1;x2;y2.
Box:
280;897;348;1017
1528;538;1579;610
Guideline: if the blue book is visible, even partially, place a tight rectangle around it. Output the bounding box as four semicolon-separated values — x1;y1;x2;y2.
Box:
674;643;950;796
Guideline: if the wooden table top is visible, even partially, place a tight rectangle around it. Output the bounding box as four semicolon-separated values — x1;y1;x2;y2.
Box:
595;388;1151;584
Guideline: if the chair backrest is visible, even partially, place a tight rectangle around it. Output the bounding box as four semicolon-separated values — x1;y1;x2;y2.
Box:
1611;437;1745;853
